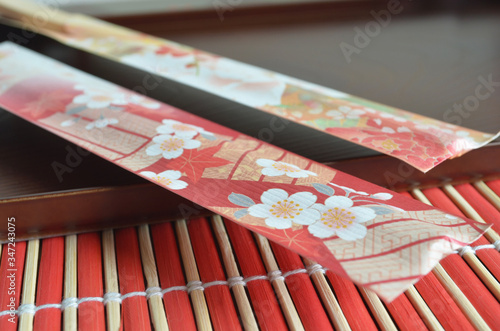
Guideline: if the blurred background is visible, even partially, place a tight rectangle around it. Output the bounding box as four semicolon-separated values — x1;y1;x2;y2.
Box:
33;0;500;134
36;0;331;16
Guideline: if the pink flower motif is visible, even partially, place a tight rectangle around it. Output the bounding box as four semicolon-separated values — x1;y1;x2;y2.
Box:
354;129;450;169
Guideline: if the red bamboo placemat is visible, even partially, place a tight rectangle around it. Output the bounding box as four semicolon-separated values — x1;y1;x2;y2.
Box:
0;179;499;330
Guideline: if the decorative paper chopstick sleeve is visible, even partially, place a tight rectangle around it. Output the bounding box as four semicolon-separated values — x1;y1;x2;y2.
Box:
6;3;497;173
0;42;490;302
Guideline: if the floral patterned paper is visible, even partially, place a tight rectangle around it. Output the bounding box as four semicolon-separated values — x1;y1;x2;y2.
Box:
0;43;490;302
29;15;500;172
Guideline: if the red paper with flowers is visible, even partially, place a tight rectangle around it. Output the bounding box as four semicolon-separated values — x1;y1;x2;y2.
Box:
0;42;490;301
28;15;498;172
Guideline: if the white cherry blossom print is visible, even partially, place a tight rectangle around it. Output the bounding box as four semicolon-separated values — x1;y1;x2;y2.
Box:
380;112;408;122
123;50;286;107
128;95;161;109
414;123;453;134
200;58;286;108
309;196;376;240
326;106;365;121
85;117;118;130
248;189;320;229
178;58;286;108
73;89;128;109
396;126;411;133
157;119;213;138
257;159;317;178
74;84;161;110
140;170;188;190
146;134;201;159
122;50;198;77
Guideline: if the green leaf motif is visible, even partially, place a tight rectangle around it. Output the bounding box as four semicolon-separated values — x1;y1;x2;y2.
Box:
314;118;341;129
314;117;360;129
342;118;359;127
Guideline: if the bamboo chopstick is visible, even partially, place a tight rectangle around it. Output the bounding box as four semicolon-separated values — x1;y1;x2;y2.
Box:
253;234;304;331
175;219;212;331
18;239;39;331
102;230;121;331
432;264;491;331
359;288;397;331
211;215;258;331
137;225;169;330
302;258;351;331
442;185;500;242
63;235;77;331
474;181;500;211
404;286;444;331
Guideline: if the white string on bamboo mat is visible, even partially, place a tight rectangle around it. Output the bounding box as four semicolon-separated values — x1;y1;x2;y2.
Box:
0;241;498;317
455;240;500;257
0;265;328;317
